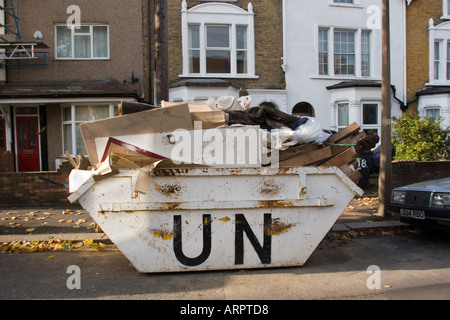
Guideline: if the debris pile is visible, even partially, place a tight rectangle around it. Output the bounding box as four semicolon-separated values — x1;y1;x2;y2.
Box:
67;98;379;200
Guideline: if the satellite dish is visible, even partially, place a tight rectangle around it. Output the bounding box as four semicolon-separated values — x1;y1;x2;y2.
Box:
33;31;43;40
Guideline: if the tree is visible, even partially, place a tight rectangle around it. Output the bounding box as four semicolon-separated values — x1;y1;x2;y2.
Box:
392;113;450;161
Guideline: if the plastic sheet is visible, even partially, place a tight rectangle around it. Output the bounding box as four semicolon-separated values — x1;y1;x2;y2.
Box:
291;117;331;144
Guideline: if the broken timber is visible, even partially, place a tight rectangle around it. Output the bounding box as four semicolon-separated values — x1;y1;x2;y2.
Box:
276;122;379;185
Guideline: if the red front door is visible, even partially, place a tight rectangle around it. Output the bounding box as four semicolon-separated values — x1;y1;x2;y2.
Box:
16;116;40;172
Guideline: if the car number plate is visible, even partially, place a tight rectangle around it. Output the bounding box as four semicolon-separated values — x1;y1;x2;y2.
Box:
400;209;425;220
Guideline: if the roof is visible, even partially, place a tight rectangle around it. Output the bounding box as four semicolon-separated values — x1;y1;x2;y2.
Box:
326;80;382;90
0;78;139;99
415;86;450;97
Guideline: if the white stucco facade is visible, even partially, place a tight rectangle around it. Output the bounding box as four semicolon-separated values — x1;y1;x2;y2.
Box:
282;0;406;132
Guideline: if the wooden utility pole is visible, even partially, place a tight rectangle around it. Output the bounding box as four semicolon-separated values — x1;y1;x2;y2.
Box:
379;0;392;218
155;0;169;104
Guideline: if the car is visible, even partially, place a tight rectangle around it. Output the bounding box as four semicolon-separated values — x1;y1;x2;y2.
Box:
388;177;450;231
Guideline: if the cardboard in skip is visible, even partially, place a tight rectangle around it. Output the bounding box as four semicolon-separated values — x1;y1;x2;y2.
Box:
79;102;227;165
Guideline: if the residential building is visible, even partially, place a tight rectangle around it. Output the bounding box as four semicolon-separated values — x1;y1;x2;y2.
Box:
282;0;407;135
0;0;144;172
407;0;450;128
165;0;287;111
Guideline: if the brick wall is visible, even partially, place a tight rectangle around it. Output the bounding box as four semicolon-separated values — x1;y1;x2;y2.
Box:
0;163;72;207
392;160;450;188
406;0;442;110
0;151;14;172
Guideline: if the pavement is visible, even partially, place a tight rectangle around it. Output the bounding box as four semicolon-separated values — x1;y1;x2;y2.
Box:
0;192;408;245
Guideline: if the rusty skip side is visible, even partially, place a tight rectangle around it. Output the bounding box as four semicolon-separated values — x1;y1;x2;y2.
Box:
74;166;362;273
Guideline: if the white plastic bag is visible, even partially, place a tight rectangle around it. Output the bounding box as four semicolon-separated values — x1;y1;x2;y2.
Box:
292;117;331;144
238;95;251;110
266;127;295;151
206;96;245;111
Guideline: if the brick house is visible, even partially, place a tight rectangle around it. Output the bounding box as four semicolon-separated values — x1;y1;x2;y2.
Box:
407;0;450;128
0;0;144;173
162;0;287;111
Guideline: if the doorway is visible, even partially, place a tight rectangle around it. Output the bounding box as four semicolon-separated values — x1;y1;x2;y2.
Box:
15;114;41;172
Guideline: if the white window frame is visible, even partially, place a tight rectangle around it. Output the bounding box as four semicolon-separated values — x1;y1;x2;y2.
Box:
329;0;362;8
428;21;450;85
425;106;441;121
443;0;450;20
360;101;381;134
317;26;372;79
55;24;110;60
181;1;257;78
336;102;350;131
62;104;116;156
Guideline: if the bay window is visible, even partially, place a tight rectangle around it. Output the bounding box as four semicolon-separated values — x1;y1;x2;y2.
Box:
181;2;256;78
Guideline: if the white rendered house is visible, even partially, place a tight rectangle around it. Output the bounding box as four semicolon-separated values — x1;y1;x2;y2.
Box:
282;0;407;133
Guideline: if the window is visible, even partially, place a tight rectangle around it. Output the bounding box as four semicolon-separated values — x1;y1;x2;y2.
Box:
236;26;248;74
0;117;5;151
334;31;355;75
426;107;441;121
318;29;329;75
334;0;353;3
181;2;256;78
330;0;362;6
318;27;371;77
434;41;441;80
337;102;349;130
429;20;450;83
62;105;116;155
361;31;371;77
206;25;231;73
56;25;109;59
362;103;380;134
188;25;200;73
447;41;450;80
443;0;450;19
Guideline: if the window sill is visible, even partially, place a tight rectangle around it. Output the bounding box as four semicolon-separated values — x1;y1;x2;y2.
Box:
311;75;380;81
329;4;364;9
425;82;450;86
179;74;259;79
54;58;110;61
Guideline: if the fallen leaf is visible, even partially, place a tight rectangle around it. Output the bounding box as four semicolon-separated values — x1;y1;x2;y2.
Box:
83;238;93;246
384;285;392;288
47;255;55;259
25;228;36;233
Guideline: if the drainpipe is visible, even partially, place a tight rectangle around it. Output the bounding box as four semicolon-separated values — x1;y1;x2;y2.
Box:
281;0;287;72
147;0;153;104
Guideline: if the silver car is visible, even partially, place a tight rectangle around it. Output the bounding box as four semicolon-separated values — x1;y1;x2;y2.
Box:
388;177;450;231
